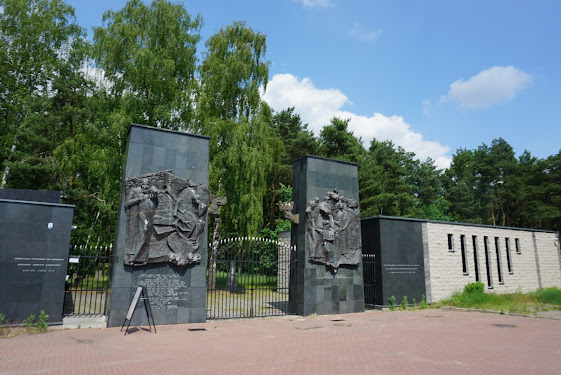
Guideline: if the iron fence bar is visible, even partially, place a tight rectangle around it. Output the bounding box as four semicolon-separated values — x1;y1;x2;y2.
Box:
65;243;113;316
103;244;112;315
205;237;297;320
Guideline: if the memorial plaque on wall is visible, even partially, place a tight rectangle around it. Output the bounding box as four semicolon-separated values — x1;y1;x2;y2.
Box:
107;124;210;327
0;199;74;323
361;217;426;306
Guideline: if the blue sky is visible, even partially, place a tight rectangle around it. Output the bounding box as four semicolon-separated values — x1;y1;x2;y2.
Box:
68;0;561;168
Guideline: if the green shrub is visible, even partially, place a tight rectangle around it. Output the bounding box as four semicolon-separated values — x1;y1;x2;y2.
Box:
420;294;428;309
464;281;485;294
412;298;417;306
36;311;49;332
0;312;4;327
401;296;409;310
25;314;35;328
535;287;561;305
389;295;396;311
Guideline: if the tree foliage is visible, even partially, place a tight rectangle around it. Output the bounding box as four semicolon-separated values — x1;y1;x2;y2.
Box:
0;0;88;188
93;0;201;130
198;21;268;122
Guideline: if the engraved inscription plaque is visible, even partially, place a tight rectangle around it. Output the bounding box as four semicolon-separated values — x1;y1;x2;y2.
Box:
137;274;189;309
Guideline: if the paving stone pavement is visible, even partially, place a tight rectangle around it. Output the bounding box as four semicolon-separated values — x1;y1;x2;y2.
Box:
1;310;560;375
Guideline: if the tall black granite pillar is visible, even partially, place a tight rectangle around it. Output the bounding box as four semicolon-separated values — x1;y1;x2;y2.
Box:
290;156;364;316
107;124;210;327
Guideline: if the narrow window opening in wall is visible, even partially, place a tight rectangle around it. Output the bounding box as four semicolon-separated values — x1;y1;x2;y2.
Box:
495;237;503;284
472;236;480;282
460;235;468;274
515;238;521;254
447;234;454;251
505;238;513;274
484;236;493;288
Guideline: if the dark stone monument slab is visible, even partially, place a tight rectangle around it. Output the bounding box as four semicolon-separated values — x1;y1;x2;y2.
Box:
290;156;364;316
107;124;210;327
361;216;426;306
0;198;74;323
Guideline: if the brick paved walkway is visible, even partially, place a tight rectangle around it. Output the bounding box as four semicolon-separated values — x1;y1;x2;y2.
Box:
1;310;560;374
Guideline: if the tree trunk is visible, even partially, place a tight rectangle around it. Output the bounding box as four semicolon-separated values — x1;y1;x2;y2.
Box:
1;143;17;189
207;215;220;289
207;179;223;290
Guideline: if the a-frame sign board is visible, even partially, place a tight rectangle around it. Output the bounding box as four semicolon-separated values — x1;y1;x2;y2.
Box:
121;286;156;335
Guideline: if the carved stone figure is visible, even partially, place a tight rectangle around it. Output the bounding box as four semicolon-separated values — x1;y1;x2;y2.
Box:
279;201;299;224
123;170;209;267
306;188;361;271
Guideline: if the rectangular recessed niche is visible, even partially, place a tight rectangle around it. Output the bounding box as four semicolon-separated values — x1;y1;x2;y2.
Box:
447;234;454;252
484;236;493;288
505;238;513;274
472;236;480;282
494;237;503;284
460;235;468;275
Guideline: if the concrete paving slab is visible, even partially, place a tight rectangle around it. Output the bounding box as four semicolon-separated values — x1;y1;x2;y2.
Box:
1;310;560;375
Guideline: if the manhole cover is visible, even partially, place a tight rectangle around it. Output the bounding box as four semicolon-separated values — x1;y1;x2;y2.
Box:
334;323;351;327
424;315;443;318
294;326;323;330
331;318;345;322
188;328;207;332
492;324;517;328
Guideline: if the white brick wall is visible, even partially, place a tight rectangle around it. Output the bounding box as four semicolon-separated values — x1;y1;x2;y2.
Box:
425;222;560;302
535;231;561;288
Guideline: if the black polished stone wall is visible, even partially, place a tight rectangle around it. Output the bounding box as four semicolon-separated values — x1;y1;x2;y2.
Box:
107;124;210;327
0;199;74;323
290;156;364;316
361;216;426;306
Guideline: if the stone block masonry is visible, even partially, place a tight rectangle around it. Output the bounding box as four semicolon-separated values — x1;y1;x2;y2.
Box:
425;222;560;302
107;124;210;327
290;155;364;316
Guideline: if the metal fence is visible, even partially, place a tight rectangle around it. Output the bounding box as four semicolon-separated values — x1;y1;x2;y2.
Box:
206;237;296;319
362;253;376;305
64;244;113;316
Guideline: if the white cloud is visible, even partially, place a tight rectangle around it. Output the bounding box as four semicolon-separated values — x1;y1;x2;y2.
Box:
263;74;452;169
263;73;350;133
422;100;432;115
80;65;113;90
349;23;383;41
300;0;334;8
440;65;533;109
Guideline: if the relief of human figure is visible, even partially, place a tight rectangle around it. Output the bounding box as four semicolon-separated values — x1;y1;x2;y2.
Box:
123;171;209;267
333;198;350;258
306;197;320;259
167;187;209;266
152;176;177;235
306;188;362;270
124;178;157;266
315;202;335;266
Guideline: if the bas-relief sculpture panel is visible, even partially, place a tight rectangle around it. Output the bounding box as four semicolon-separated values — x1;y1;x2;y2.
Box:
306;188;361;271
124;170;208;268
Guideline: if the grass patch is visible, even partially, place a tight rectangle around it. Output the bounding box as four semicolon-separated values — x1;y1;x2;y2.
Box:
435;282;561;315
0;310;51;338
210;271;277;290
533;287;561;305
